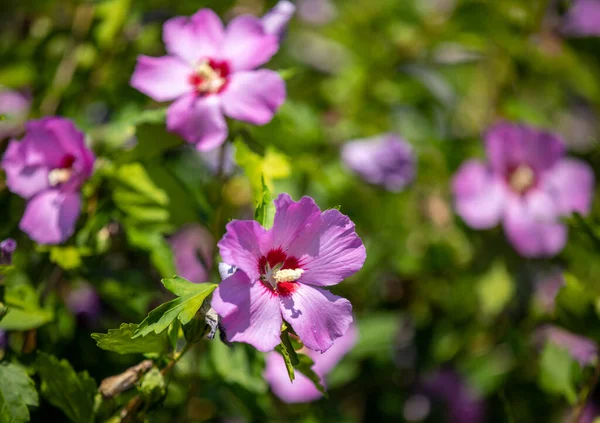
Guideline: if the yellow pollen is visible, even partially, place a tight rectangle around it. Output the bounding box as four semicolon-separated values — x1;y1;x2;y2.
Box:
48;168;73;186
194;61;226;94
509;165;534;194
273;268;304;283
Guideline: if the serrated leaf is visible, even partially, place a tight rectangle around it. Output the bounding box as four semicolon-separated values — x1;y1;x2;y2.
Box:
538;343;579;404
134;278;216;338
296;353;328;397
91;323;169;355
36;352;97;423
0;362;38;423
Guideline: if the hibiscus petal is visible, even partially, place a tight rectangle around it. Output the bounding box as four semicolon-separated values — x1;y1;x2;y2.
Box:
263;352;323;403
543;158;595;216
280;284;353;352
130;55;192;102
485;122;565;174
218;220;268;281
163;9;224;65
452;160;506;229
2;139;50;199
212;270;282;352
20;190;81;245
221;70;286;125
503;198;567;258
291;209;366;287
166;94;228;151
310;323;358;375
220;16;279;71
269;193;321;251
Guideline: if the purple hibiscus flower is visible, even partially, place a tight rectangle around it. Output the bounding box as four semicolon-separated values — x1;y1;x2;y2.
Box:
130;8;286;151
66;282;102;321
341;134;416;192
1;117;95;244
0;89;31;140
452;122;594;258
168;224;214;283
562;0;600;37
533;271;564;314
212;193;366;353
420;370;486;423
262;1;296;39
0;239;16;266
264;322;357;403
535;325;598;367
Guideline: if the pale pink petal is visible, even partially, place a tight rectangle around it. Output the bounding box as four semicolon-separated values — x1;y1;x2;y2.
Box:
221;70;286;124
220;16;279;71
20;190;81;245
163;10;224;65
269;193;321;251
218;220;268;281
543;158;595;216
212;270;282;352
130;55;192;102
262;0;296;38
280;284;352;352
291;209;366;287
264;352;323;403
166;94;228;151
2;140;50;199
452;160;506;229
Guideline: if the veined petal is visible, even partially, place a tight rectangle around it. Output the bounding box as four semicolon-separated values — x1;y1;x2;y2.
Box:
269;193;321;251
280;283;352;353
220;16;279;71
20;190;81;245
130;55;192;102
163;10;224;65
221;70;286;125
452;160;505;229
218;220;268;281
166;94;228;151
212;270;282;352
291;209;366;287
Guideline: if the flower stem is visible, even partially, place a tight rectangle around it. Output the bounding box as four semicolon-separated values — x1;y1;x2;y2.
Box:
571;359;600;423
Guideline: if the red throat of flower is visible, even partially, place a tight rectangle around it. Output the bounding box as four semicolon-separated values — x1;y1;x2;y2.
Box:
258;248;303;297
188;59;230;96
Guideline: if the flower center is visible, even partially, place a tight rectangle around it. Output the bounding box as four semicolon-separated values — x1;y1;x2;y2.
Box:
188;59;230;96
48;154;76;187
509;164;535;194
258;248;303;296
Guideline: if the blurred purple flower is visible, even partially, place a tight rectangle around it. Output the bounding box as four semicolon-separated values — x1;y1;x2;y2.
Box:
297;0;337;25
1;117;95;244
536;325;598;367
452;122;594;258
264;323;358;403
0;89;30;140
563;0;600;37
0;238;16;266
421;370;486;423
533;271;564;314
212;193;366;352
130;9;285;152
341;134;416;192
66;283;102;320
262;1;296;39
169;224;214;283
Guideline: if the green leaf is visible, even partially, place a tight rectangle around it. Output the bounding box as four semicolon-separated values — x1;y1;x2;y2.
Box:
91;323;169;355
477;262;514;320
296;353;328;397
275;330;300;382
210;341;268;394
134;278;217;338
36;352;97;423
0;362;38;423
0;281;53;331
275;344;296;382
49;246;88;270
253;177;275;229
125;227;176;278
538;343;579;404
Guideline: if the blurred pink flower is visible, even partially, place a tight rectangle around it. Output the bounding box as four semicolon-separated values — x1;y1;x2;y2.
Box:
452;122;594;257
66;282;102;320
1;117;95;244
563;0;600;37
0;238;16;266
533;271;564;314
264;323;358;403
169;224;214;283
297;0;337;25
212;193;366;352
341;133;416;192
130;9;286;151
0;89;30;139
261;1;296;39
536;325;598;367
